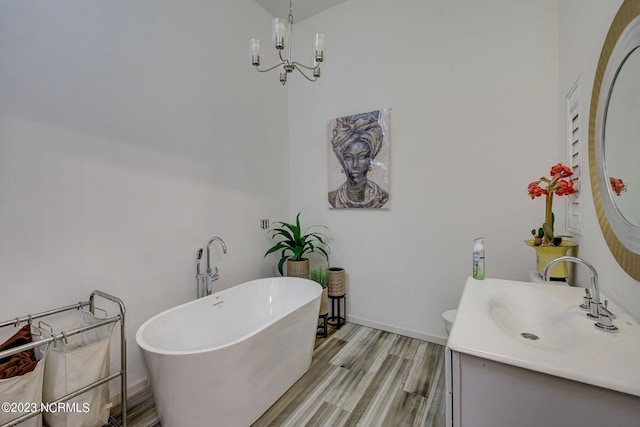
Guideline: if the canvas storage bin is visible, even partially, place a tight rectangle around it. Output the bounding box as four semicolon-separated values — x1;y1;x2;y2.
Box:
43;310;114;427
0;324;50;427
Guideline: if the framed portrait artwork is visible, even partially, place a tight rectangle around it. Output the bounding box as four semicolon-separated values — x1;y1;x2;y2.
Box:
327;108;390;209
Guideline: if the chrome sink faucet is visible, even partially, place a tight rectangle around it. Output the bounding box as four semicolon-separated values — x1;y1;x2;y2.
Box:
543;256;617;332
195;237;228;298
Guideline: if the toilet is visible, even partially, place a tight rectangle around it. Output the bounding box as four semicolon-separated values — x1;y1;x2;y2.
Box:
442;309;457;335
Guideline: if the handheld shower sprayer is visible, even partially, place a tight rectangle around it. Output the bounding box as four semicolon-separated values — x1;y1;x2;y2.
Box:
196;248;204;275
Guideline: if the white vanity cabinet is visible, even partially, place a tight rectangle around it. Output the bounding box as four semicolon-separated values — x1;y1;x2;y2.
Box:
446;347;640;427
445;277;640;427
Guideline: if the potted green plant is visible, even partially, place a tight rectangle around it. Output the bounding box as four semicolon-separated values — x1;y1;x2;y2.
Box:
264;212;330;277
309;268;329;316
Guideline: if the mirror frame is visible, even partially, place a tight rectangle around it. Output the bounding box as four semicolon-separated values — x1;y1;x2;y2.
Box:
589;0;640;281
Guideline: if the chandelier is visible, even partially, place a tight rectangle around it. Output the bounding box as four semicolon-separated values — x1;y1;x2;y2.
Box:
249;2;325;85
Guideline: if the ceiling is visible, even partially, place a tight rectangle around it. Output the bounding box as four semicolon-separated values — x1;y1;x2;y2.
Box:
254;0;345;22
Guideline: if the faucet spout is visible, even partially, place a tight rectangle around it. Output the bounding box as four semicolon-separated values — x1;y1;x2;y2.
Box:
206;237;228;272
543;256;617;332
544;256;600;310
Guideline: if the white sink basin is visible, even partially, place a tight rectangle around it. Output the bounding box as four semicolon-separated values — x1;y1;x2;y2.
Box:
489;289;577;348
447;277;640;397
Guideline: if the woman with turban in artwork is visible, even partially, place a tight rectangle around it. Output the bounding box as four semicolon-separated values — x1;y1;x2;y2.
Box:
328;110;389;208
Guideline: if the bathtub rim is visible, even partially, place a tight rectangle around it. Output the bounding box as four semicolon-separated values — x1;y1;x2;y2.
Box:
135;277;322;356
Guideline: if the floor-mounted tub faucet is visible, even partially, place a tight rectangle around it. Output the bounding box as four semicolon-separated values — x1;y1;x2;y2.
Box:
195;237;228;298
543;256;617;332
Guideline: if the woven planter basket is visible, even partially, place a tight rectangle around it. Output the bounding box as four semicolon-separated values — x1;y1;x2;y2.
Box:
327;267;345;297
319;287;328;316
286;259;309;278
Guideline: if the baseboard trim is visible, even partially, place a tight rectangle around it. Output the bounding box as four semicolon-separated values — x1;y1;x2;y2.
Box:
110;378;150;406
127;379;150;398
347;315;448;346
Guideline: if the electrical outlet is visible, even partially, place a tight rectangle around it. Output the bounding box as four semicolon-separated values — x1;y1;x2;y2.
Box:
260;219;270;230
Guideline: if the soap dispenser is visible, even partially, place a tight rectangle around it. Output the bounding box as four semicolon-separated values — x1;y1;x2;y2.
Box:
473;237;485;280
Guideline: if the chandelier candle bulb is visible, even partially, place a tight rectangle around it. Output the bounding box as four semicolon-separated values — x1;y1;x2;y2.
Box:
249;39;261;66
279;65;287;84
311;56;321;77
314;33;326;62
273;18;287;50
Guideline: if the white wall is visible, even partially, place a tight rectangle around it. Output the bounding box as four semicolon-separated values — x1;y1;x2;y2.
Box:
288;0;560;343
558;0;640;321
0;0;290;389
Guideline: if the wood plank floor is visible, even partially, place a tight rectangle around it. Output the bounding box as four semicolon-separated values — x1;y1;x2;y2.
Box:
253;323;446;427
112;323;446;427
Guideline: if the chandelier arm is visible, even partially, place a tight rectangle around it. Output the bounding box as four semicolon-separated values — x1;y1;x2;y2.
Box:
254;62;286;73
291;61;320;71
278;49;291;66
292;64;318;82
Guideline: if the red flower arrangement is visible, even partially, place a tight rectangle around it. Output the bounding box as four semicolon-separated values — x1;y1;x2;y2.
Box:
527;163;576;245
609;176;627;196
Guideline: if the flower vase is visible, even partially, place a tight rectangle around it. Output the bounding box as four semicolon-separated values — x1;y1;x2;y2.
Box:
525;240;578;280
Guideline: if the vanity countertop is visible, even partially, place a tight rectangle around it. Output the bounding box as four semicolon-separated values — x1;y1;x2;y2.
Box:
447;277;640;397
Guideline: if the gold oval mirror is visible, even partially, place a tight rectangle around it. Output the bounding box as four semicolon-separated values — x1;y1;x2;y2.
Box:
589;0;640;280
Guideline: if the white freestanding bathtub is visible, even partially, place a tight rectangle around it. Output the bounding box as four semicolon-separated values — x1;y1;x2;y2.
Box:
135;277;322;427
